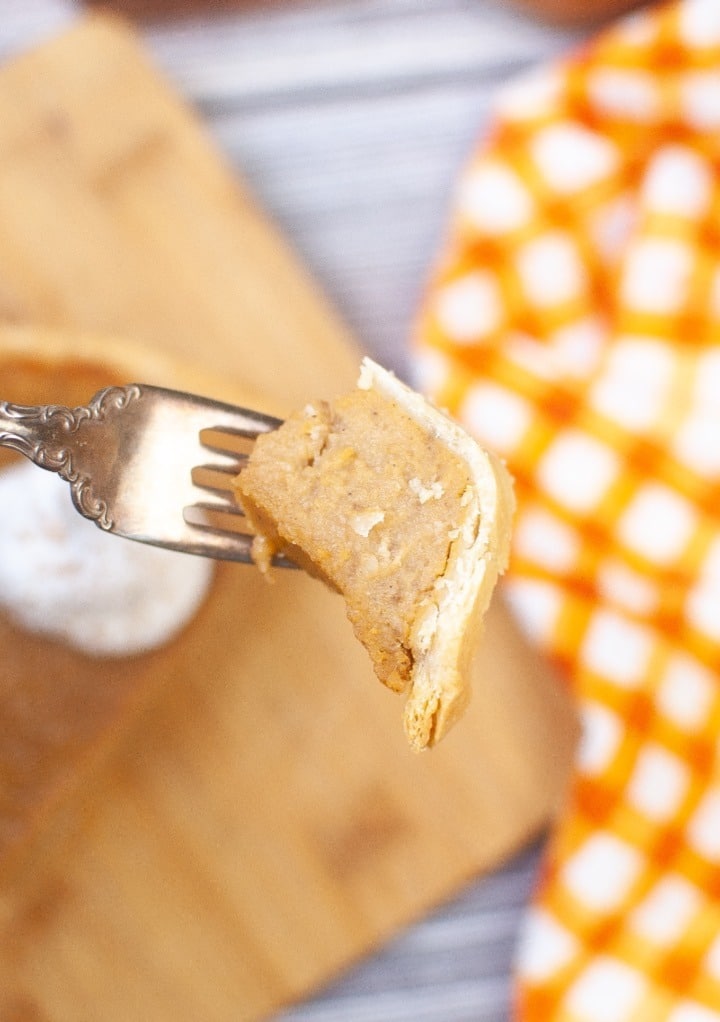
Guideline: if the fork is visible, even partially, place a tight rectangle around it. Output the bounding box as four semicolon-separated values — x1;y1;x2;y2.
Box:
0;383;294;566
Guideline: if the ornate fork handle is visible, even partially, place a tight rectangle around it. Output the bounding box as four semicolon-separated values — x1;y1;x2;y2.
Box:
0;385;141;529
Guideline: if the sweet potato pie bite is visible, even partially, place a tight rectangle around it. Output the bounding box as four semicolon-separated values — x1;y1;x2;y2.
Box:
236;359;514;751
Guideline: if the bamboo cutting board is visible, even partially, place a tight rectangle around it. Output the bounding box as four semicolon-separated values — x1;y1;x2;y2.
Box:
0;17;577;1021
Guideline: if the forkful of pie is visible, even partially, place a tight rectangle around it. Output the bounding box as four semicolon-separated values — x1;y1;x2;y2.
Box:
0;358;514;751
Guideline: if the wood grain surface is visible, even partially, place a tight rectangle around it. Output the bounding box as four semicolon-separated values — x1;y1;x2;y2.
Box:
0;11;578;1022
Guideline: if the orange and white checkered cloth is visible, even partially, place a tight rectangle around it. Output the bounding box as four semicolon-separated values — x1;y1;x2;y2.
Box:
414;1;720;1019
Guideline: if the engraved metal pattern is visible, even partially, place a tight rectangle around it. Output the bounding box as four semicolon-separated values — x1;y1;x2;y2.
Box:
0;384;141;530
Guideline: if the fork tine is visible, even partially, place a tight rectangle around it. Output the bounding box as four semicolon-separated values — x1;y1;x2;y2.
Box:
138;386;281;441
190;499;245;517
195;462;243;477
169;522;257;564
198;440;246;468
200;403;281;437
184;516;296;568
207;415;279;437
192;462;243;486
192;480;239;500
191;464;243;503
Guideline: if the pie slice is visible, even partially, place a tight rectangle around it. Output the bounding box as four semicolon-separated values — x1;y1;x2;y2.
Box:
236;358;515;751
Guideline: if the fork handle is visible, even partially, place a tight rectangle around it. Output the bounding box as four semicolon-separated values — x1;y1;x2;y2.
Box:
0;399;79;473
0;386;139;476
0;386;141;528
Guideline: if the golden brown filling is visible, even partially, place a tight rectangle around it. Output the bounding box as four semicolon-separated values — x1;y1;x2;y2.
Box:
237;388;472;693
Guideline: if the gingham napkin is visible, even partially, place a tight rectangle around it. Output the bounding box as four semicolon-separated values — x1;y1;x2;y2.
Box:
414;1;720;1018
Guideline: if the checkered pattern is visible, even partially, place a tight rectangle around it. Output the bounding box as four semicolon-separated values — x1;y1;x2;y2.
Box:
414;2;720;1019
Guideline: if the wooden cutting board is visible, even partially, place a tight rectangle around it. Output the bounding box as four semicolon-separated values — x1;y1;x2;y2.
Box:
0;17;577;1021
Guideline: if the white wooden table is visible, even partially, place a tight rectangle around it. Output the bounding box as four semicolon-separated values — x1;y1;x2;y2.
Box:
1;2;586;1018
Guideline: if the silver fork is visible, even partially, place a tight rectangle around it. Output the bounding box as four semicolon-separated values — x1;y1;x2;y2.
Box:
0;383;293;566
